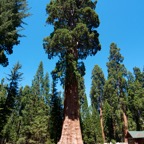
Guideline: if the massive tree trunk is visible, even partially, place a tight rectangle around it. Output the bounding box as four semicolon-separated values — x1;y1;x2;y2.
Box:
58;52;83;144
100;105;105;142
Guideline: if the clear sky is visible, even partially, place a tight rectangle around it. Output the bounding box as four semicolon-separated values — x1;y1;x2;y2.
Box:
0;0;144;97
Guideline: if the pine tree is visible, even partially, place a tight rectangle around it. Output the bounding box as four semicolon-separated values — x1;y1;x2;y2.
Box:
43;0;101;143
16;62;52;143
2;88;23;143
16;85;36;143
127;67;144;131
0;78;7;135
91;106;103;144
104;43;127;142
81;94;93;144
0;0;29;66
0;62;23;142
102;100;113;142
90;65;105;108
90;64;105;142
81;95;103;144
0;78;7;114
49;79;63;143
127;71;137;130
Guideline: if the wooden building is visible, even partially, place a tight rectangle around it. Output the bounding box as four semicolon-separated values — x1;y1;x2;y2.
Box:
126;131;144;144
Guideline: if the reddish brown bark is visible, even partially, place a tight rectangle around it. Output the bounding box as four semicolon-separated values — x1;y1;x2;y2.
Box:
100;105;105;142
58;51;83;144
123;111;128;143
58;79;83;144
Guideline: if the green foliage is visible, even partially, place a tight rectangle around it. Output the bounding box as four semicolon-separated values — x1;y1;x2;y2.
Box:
49;79;63;143
80;76;103;144
0;78;7;114
103;43;127;142
16;62;52;143
44;0;101;142
0;62;55;143
127;68;144;131
81;96;103;144
0;62;23;140
90;64;105;109
0;0;29;66
43;0;101;84
0;46;143;144
103;100;113;142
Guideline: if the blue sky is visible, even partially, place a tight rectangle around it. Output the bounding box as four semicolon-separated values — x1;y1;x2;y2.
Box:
0;0;144;97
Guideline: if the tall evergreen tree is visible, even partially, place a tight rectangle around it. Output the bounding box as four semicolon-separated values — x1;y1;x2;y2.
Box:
0;62;23;142
49;79;63;143
0;0;29;66
0;78;7;113
2;87;23;144
104;43;127;142
81;93;93;144
91;106;103;144
16;62;52;143
102;100;113;142
90;64;105;142
81;95;103;144
43;0;101;143
0;78;7;134
127;71;137;130
127;67;144;131
90;65;105;109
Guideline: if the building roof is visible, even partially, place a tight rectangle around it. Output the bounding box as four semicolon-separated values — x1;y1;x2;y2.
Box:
128;131;144;138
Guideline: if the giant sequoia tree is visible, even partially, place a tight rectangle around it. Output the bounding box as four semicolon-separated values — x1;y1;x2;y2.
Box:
0;0;29;67
43;0;101;143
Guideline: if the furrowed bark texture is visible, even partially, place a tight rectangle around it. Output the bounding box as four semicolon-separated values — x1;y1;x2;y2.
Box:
58;52;83;144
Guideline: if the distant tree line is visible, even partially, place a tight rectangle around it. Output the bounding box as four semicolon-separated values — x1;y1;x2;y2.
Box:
0;43;144;143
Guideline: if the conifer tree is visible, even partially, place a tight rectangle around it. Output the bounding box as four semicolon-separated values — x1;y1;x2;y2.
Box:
0;78;7;114
49;79;63;143
0;78;7;134
0;62;23;142
104;43;127;142
2;88;23;144
90;65;105;109
15;86;32;143
127;67;144;131
91;106;103;144
90;64;105;142
80;94;92;144
16;62;52;143
0;0;29;66
127;71;137;130
81;95;103;144
102;100;114;142
78;74;86;107
43;0;101;143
